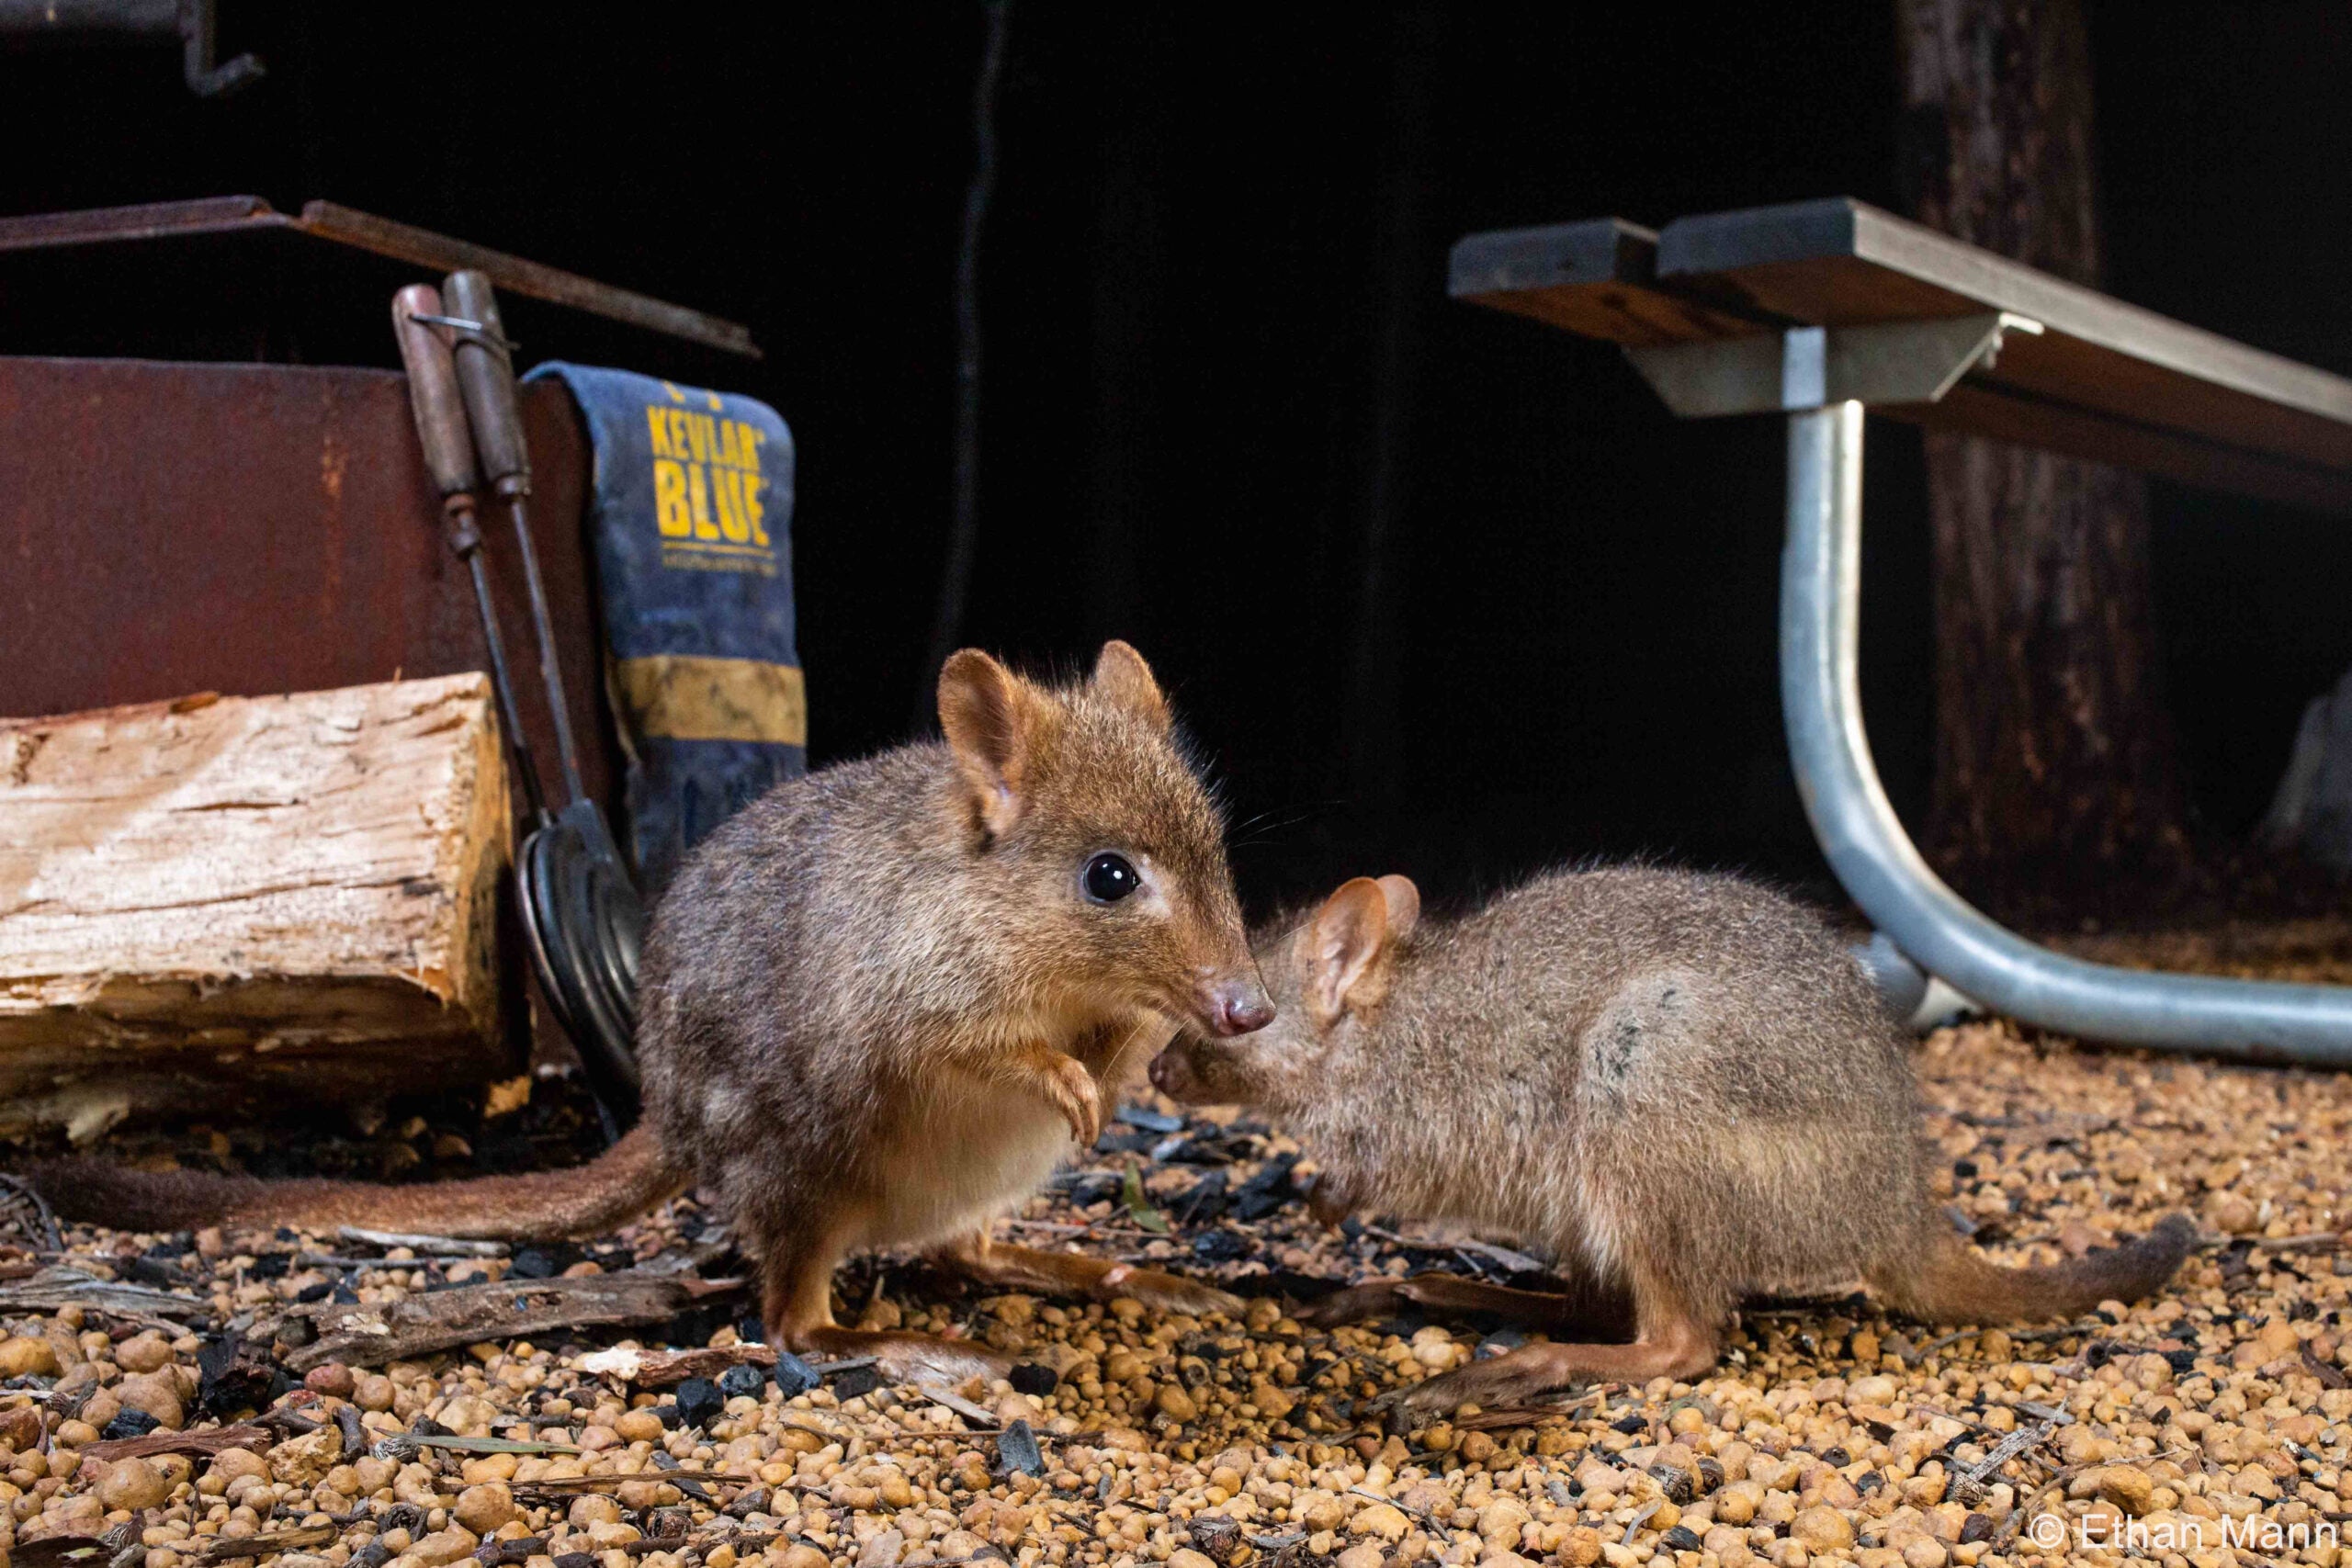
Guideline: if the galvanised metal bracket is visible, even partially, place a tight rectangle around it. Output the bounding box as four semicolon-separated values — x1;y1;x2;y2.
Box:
1623;311;2042;417
1618;313;2352;1061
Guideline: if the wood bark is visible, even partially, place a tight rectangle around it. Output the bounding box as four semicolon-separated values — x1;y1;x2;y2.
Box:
281;1269;698;1371
1895;0;2186;897
0;674;514;1134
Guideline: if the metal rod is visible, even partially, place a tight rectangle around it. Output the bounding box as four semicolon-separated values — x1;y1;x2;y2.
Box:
1781;400;2352;1063
501;495;588;807
453;523;548;823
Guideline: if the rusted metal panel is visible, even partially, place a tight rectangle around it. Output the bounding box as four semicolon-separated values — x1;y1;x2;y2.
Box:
0;355;616;825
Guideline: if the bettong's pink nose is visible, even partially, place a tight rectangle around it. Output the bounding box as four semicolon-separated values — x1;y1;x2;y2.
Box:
1204;978;1274;1037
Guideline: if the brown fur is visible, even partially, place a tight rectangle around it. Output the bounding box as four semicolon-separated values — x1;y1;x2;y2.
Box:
1150;866;2196;1420
28;643;1270;1382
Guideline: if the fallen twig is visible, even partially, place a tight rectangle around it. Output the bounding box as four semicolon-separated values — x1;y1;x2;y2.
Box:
1949;1418;2059;1506
83;1424;273;1463
577;1345;763;1384
298;1255;510;1270
912;1381;1000;1427
0;1177;63;1252
509;1471;759;1495
2012;1400;2078;1426
1351;1223;1548;1276
372;1433;579;1461
1351;1484;1439;1528
284;1270;719;1371
616;1535;778;1559
1901;1328;1977;1365
2007;1320;2103;1346
337;1227;507;1258
193;1525;339;1562
0;1267;207;1322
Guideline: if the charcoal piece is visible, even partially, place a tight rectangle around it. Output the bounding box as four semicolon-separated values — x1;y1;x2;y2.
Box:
771;1351;820;1397
101;1409;161;1441
994;1418;1044;1477
1008;1362;1058;1396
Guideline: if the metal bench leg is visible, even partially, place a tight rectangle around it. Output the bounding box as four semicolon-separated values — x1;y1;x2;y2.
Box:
1781;400;2352;1064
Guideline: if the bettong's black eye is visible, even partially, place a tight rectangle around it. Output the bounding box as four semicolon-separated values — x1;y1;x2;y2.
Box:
1082;852;1141;904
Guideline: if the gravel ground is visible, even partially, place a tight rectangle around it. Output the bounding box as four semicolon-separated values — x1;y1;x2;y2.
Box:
2;1019;2348;1568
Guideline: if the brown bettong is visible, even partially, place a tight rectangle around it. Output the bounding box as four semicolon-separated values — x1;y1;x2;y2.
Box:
32;642;1274;1383
1149;865;2196;1421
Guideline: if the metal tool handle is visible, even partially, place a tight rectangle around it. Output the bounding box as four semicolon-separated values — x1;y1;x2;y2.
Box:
390;285;480;500
444;269;585;804
443;270;532;497
389;284;549;822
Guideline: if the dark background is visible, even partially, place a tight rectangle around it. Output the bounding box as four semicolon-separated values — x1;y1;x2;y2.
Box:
5;1;2349;922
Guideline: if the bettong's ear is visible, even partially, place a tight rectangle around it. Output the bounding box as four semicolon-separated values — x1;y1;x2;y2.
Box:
1306;876;1404;1026
1374;874;1420;942
1089;639;1170;730
938;649;1044;838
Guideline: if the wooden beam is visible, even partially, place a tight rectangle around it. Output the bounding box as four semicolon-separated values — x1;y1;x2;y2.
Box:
0;674;515;1135
1653;197;2352;502
1446;217;1768;346
1452;197;2352;513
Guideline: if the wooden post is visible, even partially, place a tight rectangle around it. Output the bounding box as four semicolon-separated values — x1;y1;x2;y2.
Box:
1895;0;2187;902
0;674;515;1137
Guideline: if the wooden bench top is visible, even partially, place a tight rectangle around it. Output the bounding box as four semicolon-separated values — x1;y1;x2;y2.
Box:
1451;197;2352;513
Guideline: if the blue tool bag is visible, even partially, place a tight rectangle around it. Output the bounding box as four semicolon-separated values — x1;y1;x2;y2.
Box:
526;363;806;895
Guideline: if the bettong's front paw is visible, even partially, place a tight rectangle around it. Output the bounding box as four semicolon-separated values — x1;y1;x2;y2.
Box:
1037;1054;1104;1147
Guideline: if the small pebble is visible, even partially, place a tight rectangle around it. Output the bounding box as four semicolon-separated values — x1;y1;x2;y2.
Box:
0;1337;58;1379
304;1362;356;1400
612;1408;664;1444
94;1457;170;1510
453;1482;515;1534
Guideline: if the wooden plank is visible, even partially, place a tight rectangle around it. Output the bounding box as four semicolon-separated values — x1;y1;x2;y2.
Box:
1446;218;1768;346
0;674;515;1134
1887;384;2352;515
1652;197;2352;486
